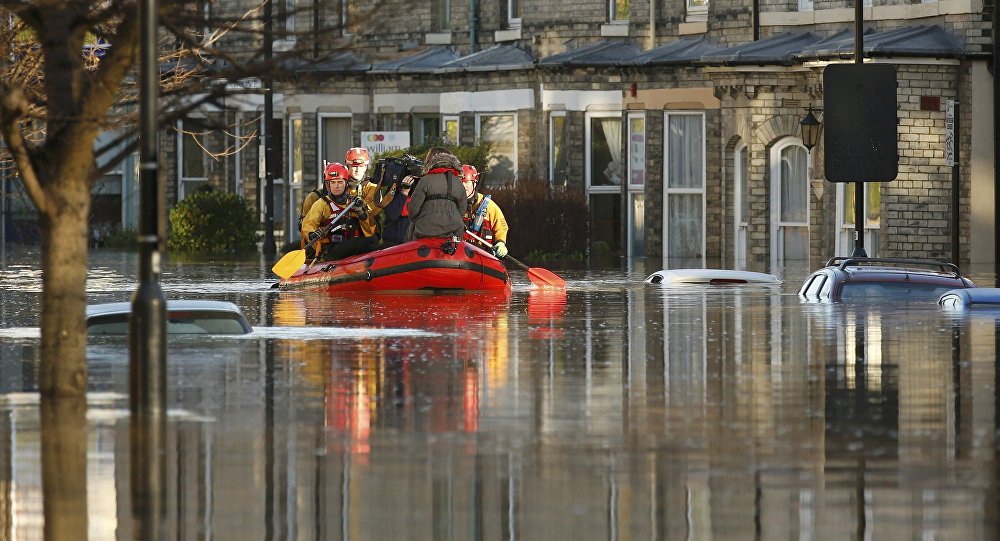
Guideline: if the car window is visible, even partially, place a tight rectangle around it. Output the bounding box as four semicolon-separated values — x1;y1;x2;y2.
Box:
804;274;827;298
840;282;958;301
88;311;251;335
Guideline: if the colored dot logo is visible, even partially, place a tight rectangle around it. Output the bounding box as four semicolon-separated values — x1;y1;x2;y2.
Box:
366;133;385;142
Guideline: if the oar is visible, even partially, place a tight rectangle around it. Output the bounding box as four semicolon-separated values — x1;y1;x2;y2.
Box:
465;230;566;289
271;198;359;280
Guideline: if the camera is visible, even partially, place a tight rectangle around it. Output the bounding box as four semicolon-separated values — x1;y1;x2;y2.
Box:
372;154;424;190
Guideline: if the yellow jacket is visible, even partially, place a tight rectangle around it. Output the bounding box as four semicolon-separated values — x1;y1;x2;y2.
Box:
352;180;384;238
464;192;508;244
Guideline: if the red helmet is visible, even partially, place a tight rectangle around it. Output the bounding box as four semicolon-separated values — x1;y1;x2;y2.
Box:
345;147;371;166
324;162;349;182
461;164;479;183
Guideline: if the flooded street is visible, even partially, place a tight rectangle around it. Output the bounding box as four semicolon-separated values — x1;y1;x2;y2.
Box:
1;248;999;539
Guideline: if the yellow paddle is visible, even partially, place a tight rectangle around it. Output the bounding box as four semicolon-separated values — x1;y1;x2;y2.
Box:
271;198;360;280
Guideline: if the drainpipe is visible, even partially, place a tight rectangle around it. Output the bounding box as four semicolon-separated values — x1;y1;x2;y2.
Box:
752;0;759;41
648;0;656;49
470;0;478;53
994;0;999;283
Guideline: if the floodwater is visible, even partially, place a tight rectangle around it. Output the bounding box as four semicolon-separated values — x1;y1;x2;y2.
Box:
1;247;999;540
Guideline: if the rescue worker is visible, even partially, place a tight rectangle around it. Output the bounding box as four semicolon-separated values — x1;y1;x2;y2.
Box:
297;162;332;248
344;147;381;254
301;162;370;261
406;147;466;241
461;164;509;258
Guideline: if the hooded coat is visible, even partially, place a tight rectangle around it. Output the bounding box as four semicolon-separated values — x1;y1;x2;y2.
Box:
406;151;466;240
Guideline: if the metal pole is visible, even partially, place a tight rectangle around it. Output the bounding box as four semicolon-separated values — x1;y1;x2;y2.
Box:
129;0;167;537
752;0;759;41
262;0;276;258
851;0;868;257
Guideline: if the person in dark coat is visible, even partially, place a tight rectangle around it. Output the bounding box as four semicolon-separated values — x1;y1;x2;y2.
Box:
380;174;416;247
406;147;466;240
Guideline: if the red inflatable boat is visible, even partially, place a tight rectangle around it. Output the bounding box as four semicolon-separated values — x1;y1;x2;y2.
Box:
278;238;511;293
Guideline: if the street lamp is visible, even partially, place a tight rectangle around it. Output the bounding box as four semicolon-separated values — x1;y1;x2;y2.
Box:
800;105;823;151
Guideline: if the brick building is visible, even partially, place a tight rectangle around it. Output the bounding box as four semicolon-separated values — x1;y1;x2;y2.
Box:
152;0;992;271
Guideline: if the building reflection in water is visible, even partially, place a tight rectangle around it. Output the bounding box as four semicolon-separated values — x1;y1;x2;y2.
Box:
0;284;997;538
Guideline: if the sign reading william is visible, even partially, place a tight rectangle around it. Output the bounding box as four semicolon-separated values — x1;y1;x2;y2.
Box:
823;64;899;182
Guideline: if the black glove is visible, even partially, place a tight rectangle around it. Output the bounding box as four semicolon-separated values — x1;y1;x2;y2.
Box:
306;230;322;244
353;196;365;209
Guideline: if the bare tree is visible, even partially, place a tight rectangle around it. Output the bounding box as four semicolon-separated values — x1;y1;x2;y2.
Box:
0;1;368;537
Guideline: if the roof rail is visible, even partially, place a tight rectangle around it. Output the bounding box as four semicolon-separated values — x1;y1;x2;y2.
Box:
825;256;962;276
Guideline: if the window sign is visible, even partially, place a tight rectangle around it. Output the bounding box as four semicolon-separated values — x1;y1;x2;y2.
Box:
361;131;410;156
628;114;645;187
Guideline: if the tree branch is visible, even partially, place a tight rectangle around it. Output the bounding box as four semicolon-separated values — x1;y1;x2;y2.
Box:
0;84;49;216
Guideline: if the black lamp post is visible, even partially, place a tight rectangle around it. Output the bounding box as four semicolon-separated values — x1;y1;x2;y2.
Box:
800;106;823;151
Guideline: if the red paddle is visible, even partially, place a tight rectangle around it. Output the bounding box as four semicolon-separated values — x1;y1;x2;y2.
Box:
465;231;566;289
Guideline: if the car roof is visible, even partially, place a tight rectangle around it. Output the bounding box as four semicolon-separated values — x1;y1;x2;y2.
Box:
86;300;244;318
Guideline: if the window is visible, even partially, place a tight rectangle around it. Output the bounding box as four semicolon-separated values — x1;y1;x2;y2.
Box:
177;118;209;200
507;0;521;28
663;112;705;267
586;112;623;256
610;0;629;22
477;113;516;185
837;182;880;257
318;114;352;173
275;0;295;34
798;0;813;11
734;142;749;267
549;112;569;187
587;114;623;189
686;0;708;19
627;113;645;257
769;138;809;266
442;116;460;145
414;115;441;145
432;0;450;31
287;115;303;237
259;116;285;229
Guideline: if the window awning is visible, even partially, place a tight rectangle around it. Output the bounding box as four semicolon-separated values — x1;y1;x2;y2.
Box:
539;40;642;67
437;44;535;72
699;32;820;66
627;36;719;66
796;25;965;60
370;47;460;74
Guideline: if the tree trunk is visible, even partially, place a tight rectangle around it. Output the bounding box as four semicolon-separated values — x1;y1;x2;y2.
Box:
38;173;92;540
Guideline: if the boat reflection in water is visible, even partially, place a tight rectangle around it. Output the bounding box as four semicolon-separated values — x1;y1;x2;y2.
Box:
2;259;1000;538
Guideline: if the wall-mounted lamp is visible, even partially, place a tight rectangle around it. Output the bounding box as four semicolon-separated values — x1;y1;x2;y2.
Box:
800;105;823;151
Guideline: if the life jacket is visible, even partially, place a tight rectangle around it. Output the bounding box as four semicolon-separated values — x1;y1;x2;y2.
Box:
465;193;495;243
319;194;361;243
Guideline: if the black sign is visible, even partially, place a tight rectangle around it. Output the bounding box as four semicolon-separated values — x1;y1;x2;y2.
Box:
823;64;898;182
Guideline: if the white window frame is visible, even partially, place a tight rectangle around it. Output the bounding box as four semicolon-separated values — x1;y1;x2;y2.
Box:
769;137;810;268
442;115;460;145
274;0;297;46
686;0;708;19
316;112;353;182
176;116;210;201
475;112;518;184
258;114;286;227
548;111;568;185
431;0;451;31
835;182;881;257
507;0;521;28
734;141;748;267
798;0;813;11
584;111;623;195
662;111;707;267
626;112;646;257
610;0;629;22
287;113;304;231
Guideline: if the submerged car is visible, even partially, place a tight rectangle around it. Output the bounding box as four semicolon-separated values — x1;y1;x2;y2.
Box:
645;268;780;285
86;300;253;335
938;288;1000;308
798;257;976;302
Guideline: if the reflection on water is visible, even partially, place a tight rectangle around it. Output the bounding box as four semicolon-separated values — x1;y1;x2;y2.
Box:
0;251;998;539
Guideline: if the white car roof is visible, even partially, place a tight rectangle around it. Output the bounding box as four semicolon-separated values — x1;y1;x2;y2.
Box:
86;300;244;318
